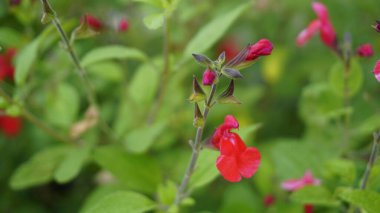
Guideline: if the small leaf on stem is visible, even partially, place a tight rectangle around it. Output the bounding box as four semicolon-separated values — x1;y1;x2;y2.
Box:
189;75;206;102
217;80;241;104
193;103;204;128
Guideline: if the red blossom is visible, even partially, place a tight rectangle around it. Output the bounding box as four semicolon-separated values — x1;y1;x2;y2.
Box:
372;60;380;82
202;69;217;86
0;48;17;81
217;38;240;61
296;2;336;49
211;115;260;182
281;170;321;192
356;44;374;57
118;18;129;32
84;14;103;31
245;39;273;61
263;195;276;207
0;115;22;137
304;204;314;213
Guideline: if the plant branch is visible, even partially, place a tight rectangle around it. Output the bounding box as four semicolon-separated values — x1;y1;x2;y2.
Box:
342;59;351;150
360;131;380;190
0;87;71;143
174;83;217;206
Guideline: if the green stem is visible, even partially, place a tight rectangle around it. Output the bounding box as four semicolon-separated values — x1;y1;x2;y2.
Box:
174;83;217;206
360;132;380;190
0;87;71;143
342;60;351;150
147;16;171;124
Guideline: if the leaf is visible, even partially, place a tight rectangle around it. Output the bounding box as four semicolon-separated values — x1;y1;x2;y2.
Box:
337;188;380;213
189;149;220;189
143;13;164;30
181;3;249;64
80;184;125;213
54;146;90;183
192;53;214;67
323;159;356;186
10;146;70;190
0;27;26;48
81;45;147;67
157;180;177;205
87;62;124;82
237;123;262;142
15;40;39;85
92;146;162;194
128;63;159;107
83;191;156;213
45;83;80;128
290;186;340;206
221;68;243;79
123;121;167;153
132;0;163;8
329;59;363;97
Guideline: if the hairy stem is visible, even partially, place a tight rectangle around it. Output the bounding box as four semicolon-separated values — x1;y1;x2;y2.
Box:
360;132;380;190
0;87;70;143
147;17;171;124
174;83;217;206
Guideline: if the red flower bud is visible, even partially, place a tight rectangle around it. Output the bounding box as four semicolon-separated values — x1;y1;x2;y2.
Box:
202;69;217;86
245;39;273;61
263;195;276;207
356;44;374;57
0;115;22;137
212;115;260;182
0;48;16;81
373;60;380;82
372;20;380;33
118;18;129;32
84;14;103;31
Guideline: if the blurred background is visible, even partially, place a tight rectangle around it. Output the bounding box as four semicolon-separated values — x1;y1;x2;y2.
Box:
1;0;380;212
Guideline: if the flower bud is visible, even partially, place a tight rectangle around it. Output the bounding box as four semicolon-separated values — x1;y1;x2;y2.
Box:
245;39;273;61
118;18;129;32
84;14;103;31
356;44;374;57
202;69;216;86
373;60;380;82
372;20;380;33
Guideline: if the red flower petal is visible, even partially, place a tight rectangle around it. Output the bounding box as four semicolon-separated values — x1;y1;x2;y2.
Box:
312;2;329;22
216;155;241;182
296;19;320;46
319;20;336;48
238;147;261;178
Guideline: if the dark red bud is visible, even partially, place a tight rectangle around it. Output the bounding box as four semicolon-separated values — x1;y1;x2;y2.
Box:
202;69;216;85
357;44;374;57
118;18;129;32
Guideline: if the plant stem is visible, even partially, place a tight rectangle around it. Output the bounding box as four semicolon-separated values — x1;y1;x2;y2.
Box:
174;83;217;206
39;0;114;139
0;87;71;143
342;60;351;150
147;17;171;124
360;131;380;190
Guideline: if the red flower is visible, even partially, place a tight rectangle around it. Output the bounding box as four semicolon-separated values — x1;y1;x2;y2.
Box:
372;20;380;33
372;60;380;82
0;115;22;137
217;37;240;61
202;69;217;86
296;2;336;49
304;204;314;213
118;18;129;32
0;48;16;81
84;14;103;31
281;170;321;192
263;195;276;207
211;115;261;182
245;39;273;61
356;44;374;57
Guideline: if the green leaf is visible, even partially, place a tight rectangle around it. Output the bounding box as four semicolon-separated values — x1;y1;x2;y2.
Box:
337;188;380;213
128;63;159;107
220;183;264;213
132;0;163;8
10;146;70;190
157;180;177;205
54;146;90;183
329;59;363;97
81;45;147;67
189;149;220;189
15;40;39;85
0;27;26;47
237;123;262;142
92;146;162;194
45;83;80;127
323;159;356;186
181;3;249;64
87;61;124;82
83;191;156;213
80;184;125;213
123;121;167;153
290;186;340;206
143;13;164;30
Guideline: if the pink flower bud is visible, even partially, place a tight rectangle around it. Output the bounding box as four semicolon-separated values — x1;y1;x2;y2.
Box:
357;44;374;57
118;18;129;32
281;170;321;192
84;14;103;31
245;39;273;61
373;60;380;82
202;69;216;86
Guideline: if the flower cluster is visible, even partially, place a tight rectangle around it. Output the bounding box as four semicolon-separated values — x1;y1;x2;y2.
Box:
211;115;261;182
0;48;16;81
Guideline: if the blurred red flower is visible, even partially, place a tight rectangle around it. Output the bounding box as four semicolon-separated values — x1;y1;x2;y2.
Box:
281;170;321;191
356;44;374;57
372;60;380;82
0;115;22;137
84;14;103;31
211;115;261;182
0;48;17;81
118;18;129;32
202;69;217;86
